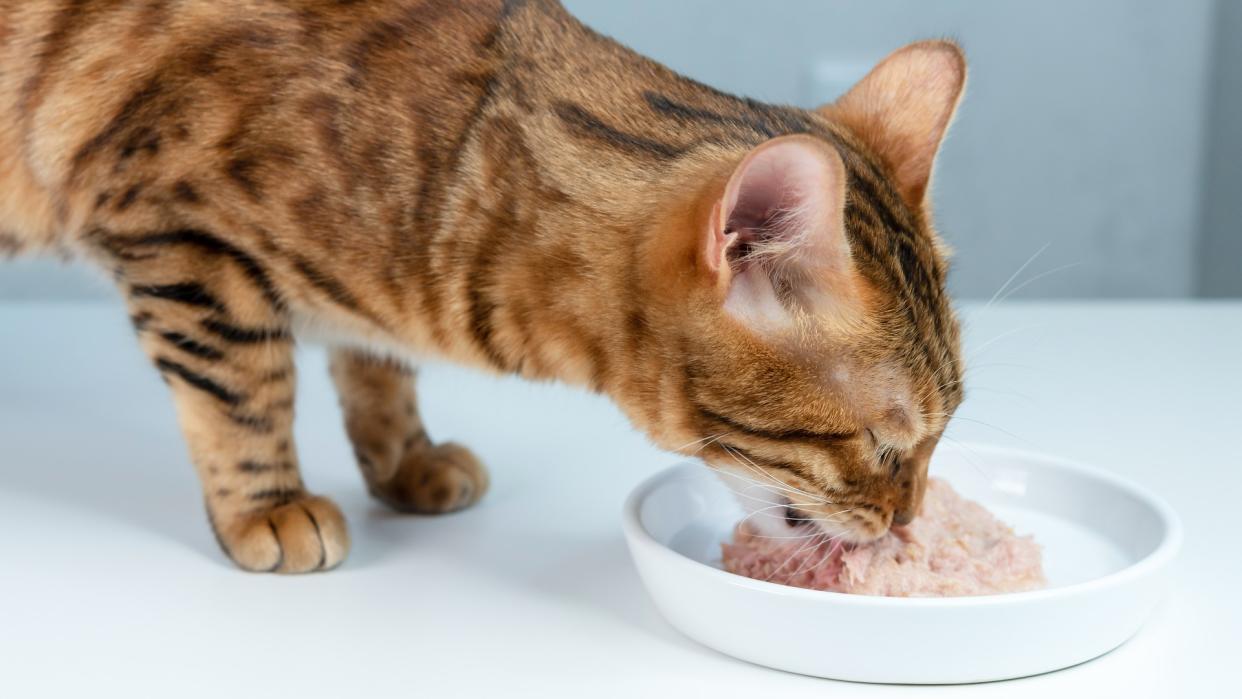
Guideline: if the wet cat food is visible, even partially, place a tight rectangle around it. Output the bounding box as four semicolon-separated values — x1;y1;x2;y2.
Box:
721;478;1045;596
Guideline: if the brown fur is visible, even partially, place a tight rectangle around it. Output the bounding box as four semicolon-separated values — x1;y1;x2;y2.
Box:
0;0;965;572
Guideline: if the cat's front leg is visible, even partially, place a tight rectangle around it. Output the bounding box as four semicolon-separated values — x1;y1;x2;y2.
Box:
329;349;488;514
102;230;349;573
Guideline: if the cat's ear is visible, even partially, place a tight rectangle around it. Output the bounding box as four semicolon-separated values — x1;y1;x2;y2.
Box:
823;40;966;206
703;135;859;328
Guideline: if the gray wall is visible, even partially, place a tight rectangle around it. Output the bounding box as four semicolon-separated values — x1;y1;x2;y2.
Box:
0;0;1233;300
0;257;114;301
565;0;1220;300
1199;0;1242;297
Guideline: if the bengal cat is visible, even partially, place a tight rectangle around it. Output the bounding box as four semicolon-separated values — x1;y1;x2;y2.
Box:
0;0;966;573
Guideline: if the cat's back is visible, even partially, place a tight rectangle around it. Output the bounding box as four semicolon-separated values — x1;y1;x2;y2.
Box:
0;0;518;249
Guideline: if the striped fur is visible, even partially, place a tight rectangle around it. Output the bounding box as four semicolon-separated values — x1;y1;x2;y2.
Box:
0;0;965;571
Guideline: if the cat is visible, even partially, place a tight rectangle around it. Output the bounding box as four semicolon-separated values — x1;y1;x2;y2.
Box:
0;0;965;573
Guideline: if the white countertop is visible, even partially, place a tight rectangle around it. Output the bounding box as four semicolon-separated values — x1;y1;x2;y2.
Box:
1;300;1237;697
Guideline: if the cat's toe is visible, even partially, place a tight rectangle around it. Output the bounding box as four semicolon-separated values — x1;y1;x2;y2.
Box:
371;441;489;514
213;495;350;573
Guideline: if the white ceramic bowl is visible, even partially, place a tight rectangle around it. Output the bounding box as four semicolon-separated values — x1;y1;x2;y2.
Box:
621;442;1182;684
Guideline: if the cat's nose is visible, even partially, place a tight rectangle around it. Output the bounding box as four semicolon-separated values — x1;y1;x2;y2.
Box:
892;507;915;526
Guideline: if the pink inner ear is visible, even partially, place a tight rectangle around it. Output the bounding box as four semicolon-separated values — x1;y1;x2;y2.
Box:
724;140;831;240
704;136;854;328
712;137;848;276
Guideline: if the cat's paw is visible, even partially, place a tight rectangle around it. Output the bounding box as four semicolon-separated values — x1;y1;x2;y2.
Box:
212;495;350;573
370;442;489;514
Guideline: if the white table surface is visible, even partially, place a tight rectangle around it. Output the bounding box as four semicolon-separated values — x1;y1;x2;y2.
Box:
1;300;1238;697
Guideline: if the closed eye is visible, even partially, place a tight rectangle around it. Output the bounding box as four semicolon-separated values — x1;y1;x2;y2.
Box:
875;446;900;479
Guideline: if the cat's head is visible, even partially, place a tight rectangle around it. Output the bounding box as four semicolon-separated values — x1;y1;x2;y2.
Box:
638;41;966;544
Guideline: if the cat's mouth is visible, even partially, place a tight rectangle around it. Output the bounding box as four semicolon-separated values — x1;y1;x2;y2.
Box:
714;464;889;544
781;499;885;545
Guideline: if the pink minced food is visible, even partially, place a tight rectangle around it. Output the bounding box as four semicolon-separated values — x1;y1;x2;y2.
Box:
721;478;1046;597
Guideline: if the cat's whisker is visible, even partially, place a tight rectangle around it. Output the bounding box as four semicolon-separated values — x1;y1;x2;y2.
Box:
737;506;861;543
959;361;1044;373
710;466;824;511
700;432;732;451
762;529;824;575
745;524;844;541
746;530;836;541
763;528;829;582
963;385;1040;406
732;499;837;531
786;534;833;578
674;432;729;454
712;450;820;503
732;493;828;511
784;509;854;526
723;444;831;504
983;242;1051;310
802;508;857;527
963;324;1039;364
780;535;832;580
782;525;859;581
802;533;851;578
932;413;1039;449
993;261;1083;305
720;446;834;506
942;351;1044;374
938;433;995;480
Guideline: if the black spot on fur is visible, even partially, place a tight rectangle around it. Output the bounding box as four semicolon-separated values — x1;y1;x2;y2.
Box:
172;179;201;204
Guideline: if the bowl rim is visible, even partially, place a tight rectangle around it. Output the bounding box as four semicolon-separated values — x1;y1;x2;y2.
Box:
621;441;1183;607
